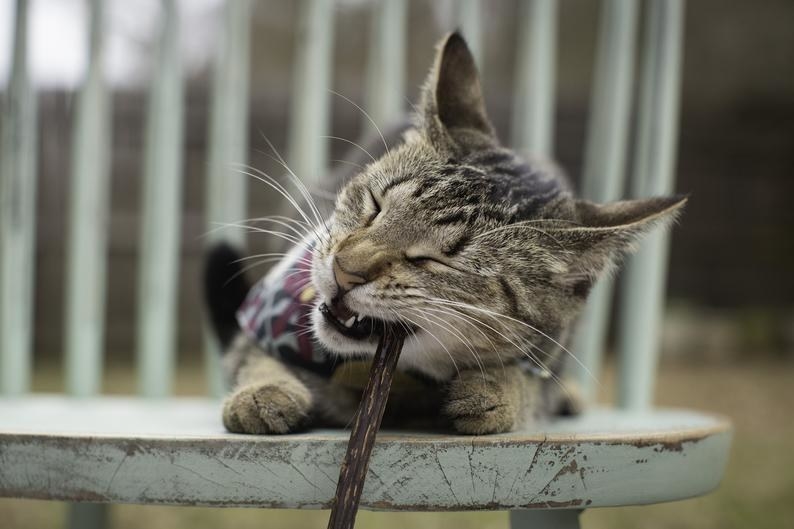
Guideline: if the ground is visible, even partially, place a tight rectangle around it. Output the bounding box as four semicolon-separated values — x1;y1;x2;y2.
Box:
1;359;792;529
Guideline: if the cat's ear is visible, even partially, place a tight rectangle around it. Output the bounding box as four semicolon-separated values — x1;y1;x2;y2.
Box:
419;32;496;148
553;195;688;295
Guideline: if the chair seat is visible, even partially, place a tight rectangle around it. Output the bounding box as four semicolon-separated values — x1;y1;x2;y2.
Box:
0;396;731;511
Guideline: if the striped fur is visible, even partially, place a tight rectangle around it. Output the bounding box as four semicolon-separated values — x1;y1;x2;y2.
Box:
218;33;686;435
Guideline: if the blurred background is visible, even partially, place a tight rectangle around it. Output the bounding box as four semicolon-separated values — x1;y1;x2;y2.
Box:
0;0;792;528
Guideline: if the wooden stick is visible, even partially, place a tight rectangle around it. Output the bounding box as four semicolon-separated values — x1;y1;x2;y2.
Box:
327;328;406;529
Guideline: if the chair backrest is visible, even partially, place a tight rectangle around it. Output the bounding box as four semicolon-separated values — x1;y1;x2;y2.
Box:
0;0;684;409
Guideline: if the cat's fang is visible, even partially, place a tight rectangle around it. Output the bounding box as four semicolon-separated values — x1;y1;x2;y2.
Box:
343;316;356;328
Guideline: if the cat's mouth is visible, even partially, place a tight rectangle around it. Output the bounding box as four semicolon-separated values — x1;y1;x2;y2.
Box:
319;302;388;340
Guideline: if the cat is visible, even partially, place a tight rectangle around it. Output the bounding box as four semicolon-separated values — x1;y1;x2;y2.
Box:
204;32;686;436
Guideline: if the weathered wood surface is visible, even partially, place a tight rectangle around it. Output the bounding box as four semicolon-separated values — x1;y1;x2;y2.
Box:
0;397;730;510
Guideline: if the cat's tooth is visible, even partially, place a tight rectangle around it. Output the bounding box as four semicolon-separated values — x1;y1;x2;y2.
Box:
344;316;356;328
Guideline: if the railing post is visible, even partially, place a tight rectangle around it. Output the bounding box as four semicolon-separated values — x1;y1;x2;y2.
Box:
65;0;112;398
511;0;558;158
287;0;335;189
204;0;252;398
617;0;685;410
572;0;639;400
0;0;37;395
136;0;184;398
364;0;406;130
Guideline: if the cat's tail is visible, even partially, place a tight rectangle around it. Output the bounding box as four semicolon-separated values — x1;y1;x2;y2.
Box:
204;242;251;350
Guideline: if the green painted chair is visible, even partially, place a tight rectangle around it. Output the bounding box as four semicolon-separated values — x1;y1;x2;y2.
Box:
0;1;731;528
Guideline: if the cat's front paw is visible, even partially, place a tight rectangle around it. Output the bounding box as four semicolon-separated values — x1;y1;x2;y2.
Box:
443;369;522;435
222;379;312;434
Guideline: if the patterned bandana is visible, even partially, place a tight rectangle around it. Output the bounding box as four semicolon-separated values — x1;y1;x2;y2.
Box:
236;243;343;377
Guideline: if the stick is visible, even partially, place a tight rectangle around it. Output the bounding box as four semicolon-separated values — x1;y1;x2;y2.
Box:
327;328;406;529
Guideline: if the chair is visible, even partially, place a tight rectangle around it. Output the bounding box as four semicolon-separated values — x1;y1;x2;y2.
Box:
0;1;731;528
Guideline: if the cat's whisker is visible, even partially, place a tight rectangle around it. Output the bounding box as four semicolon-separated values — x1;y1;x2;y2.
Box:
226;261;308;286
378;307;424;361
254;139;332;240
419;304;497;350
255;133;330;229
307;187;337;203
234;252;313;266
321;135;377;163
391;309;461;379
250;213;316;234
331;159;365;172
420;300;546;378
416;303;571;400
233;164;328;242
417;304;506;376
390;311;443;377
247;217;315;243
427;297;600;388
221;259;281;286
431;303;570;396
228;213;315;231
402;94;420;117
279;270;314;284
212;219;311;242
233;164;319;228
382;307;419;352
329;89;391;157
409;307;488;378
207;221;311;247
214;222;317;254
406;307;486;380
424;300;548;378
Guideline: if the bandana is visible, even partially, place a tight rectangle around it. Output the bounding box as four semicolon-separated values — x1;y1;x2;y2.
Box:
236;243;344;377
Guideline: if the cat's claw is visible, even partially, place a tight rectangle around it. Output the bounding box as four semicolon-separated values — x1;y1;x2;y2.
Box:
222;381;312;434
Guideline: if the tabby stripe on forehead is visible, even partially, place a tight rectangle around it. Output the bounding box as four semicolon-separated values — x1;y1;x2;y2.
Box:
443;233;471;257
434;210;469;226
499;276;520;316
479;207;509;224
411;177;440;198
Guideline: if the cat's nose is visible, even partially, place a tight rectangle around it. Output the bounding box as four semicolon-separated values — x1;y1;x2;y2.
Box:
333;257;367;293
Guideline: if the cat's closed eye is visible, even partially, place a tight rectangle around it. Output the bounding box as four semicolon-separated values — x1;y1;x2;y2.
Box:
405;255;434;266
405;253;452;270
366;189;381;224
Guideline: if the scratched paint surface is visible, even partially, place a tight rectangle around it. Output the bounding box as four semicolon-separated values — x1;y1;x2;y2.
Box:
0;396;731;510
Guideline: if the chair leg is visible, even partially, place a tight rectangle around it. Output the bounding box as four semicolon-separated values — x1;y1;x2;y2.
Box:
67;503;108;529
509;509;582;529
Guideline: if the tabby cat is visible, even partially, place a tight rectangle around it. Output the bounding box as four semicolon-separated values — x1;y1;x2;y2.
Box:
204;33;685;435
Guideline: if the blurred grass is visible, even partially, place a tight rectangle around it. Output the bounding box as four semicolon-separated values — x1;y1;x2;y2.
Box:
1;359;792;529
